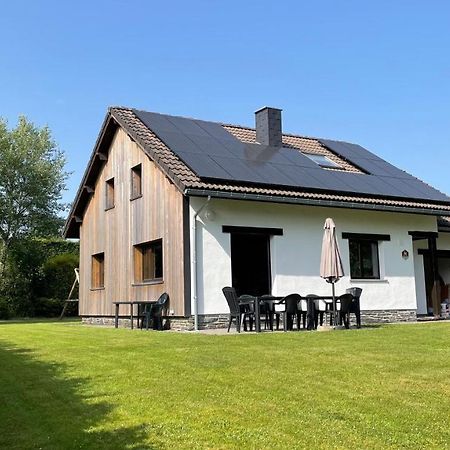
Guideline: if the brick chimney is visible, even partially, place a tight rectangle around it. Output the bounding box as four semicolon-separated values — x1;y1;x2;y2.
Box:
255;107;282;147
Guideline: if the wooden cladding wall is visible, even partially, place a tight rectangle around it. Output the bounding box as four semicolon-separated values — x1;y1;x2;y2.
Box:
79;127;186;317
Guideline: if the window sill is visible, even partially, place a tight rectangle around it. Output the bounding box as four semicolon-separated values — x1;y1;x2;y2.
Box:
350;278;388;283
132;279;164;287
90;287;105;291
105;205;115;211
130;195;142;201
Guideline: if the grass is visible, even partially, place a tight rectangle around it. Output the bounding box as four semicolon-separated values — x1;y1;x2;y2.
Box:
0;322;450;449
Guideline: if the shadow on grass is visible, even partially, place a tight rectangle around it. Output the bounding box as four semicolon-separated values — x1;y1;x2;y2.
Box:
0;341;156;449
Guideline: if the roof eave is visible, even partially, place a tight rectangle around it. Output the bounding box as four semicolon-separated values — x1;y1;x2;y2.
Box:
63;110;119;238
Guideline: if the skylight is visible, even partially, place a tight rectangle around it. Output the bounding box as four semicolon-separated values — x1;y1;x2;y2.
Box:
303;153;340;169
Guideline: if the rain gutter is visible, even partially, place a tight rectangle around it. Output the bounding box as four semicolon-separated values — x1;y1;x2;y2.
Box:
184;188;449;217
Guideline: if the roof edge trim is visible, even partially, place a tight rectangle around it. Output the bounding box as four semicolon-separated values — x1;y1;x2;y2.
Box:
63;111;118;238
184;188;449;216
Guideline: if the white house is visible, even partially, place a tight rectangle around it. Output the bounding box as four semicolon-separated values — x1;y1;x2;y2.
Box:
64;106;450;329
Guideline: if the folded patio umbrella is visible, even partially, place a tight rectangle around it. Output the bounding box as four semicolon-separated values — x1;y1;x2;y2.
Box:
320;218;344;327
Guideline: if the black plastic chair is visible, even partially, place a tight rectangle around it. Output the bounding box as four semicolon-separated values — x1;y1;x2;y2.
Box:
297;298;308;330
305;294;321;329
259;295;277;330
337;293;354;329
304;295;317;330
141;293;169;330
238;294;257;331
346;287;362;328
275;294;301;331
222;287;254;333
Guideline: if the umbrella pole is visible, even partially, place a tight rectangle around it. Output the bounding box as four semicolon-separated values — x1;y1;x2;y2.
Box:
332;281;337;328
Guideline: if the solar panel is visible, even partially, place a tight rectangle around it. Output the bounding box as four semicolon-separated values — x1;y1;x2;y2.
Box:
320;139;382;161
165;115;210;136
133;109;450;203
319;138;449;202
277;148;322;169
176;152;232;179
272;165;329;190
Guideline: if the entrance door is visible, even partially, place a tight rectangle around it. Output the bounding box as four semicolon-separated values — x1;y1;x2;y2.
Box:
422;254;434;313
230;233;271;297
422;253;450;314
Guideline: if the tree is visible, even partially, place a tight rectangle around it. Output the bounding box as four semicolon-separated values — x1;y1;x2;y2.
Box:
0;116;68;278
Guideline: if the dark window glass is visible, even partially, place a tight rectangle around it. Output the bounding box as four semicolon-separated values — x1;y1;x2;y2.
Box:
105;178;115;209
131;164;142;199
349;239;380;279
91;253;105;288
134;239;163;282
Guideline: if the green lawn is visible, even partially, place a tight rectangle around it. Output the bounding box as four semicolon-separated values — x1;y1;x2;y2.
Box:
0;321;450;449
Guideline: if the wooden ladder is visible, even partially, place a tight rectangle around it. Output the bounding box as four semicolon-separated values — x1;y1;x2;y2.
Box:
59;268;80;320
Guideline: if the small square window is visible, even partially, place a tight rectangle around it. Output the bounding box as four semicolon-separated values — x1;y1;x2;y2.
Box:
105;178;115;209
349;239;380;279
134;239;163;283
303;153;340;169
131;164;142;199
91;253;105;288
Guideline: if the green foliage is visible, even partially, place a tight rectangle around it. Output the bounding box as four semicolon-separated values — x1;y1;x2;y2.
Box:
0;322;450;449
42;253;79;300
0;116;68;247
0;115;71;316
2;238;79;317
33;298;65;317
0;297;11;319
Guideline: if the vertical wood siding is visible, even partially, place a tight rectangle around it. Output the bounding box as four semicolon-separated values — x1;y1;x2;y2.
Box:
79;128;186;316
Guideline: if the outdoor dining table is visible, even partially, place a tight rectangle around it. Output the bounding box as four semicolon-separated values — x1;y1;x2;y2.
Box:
237;296;283;332
112;300;157;329
304;294;361;328
240;294;358;332
256;295;322;332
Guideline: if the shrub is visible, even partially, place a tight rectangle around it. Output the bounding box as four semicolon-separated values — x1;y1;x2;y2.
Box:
0;238;79;317
0;297;11;319
33;298;65;317
42;253;79;301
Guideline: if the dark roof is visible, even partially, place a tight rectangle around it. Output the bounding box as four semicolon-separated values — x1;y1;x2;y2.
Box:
64;107;450;238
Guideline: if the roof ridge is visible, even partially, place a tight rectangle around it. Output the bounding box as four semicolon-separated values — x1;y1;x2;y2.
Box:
121;106;334;143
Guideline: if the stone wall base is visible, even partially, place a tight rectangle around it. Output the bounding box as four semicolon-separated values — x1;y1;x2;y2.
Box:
82;309;417;331
359;309;416;324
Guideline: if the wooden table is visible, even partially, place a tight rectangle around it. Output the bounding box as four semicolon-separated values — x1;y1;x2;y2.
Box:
113;300;157;329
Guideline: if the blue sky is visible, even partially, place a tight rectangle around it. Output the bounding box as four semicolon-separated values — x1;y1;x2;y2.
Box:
1;1;450;205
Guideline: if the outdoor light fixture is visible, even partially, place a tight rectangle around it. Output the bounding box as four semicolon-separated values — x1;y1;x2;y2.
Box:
204;209;216;222
402;249;409;259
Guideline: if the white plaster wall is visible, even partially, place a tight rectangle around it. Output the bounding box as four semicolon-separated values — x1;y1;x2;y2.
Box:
191;197;437;315
437;233;450;251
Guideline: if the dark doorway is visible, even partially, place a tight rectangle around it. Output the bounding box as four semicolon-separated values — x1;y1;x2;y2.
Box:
422;254;434;313
230;233;271;297
422;252;450;314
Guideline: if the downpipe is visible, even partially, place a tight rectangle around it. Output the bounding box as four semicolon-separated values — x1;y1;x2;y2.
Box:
191;196;211;331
